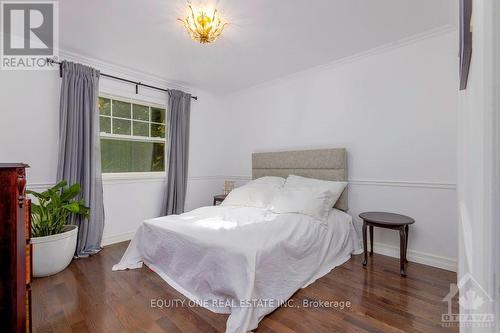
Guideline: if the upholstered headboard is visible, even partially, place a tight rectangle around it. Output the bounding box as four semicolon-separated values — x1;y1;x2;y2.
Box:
252;148;348;211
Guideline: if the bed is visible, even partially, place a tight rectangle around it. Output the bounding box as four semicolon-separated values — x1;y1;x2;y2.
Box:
113;148;361;333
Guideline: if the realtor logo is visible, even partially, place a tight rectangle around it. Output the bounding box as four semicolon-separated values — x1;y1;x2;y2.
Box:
442;273;495;328
1;1;58;69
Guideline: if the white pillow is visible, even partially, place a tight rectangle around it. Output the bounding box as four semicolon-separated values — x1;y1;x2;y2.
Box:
247;176;286;187
271;188;336;221
271;175;348;220
286;175;347;204
221;184;279;208
286;175;347;194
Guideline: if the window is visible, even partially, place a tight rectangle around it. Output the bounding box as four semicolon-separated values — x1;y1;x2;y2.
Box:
98;96;167;173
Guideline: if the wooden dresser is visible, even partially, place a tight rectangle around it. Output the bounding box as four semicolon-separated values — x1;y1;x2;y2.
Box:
0;164;32;333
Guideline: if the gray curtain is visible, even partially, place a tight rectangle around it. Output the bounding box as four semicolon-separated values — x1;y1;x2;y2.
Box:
57;61;105;257
165;89;192;215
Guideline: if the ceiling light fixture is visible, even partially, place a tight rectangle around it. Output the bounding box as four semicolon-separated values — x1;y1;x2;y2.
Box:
178;3;227;44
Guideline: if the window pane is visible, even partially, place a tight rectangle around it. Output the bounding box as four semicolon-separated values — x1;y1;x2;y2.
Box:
151;123;165;138
133;121;149;137
151;143;165;171
98;97;111;116
101;139;165;172
151;107;165;124
99;116;111;134
133;104;149;121
113;118;131;135
113;100;131;119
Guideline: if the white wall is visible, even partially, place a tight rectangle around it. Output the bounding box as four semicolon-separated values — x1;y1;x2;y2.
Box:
457;0;498;331
0;55;227;245
0;31;460;272
219;31;458;270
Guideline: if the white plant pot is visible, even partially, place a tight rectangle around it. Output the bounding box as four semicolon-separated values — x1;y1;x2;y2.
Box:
31;225;78;277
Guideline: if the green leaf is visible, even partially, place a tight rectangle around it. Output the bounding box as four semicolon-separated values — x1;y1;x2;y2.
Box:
51;181;67;192
61;183;81;201
30;180;90;237
47;189;61;206
62;202;81;213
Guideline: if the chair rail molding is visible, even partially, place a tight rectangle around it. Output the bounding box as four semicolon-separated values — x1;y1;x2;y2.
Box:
27;176;456;191
219;176;457;190
347;178;456;190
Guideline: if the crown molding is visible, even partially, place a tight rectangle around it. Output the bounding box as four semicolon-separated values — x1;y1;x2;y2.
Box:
228;25;457;97
55;48;198;96
55;25;456;98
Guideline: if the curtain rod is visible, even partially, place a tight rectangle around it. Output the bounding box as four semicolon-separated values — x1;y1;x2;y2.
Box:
47;58;198;101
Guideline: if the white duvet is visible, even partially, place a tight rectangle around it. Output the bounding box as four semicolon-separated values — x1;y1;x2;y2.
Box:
112;206;360;333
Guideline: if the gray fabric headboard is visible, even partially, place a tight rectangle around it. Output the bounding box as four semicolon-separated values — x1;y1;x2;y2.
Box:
252;148;348;211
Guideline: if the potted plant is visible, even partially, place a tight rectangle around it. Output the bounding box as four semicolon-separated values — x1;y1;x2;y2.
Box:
27;181;89;277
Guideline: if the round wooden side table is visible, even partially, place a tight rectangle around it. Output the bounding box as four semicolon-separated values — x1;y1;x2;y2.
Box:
359;212;415;277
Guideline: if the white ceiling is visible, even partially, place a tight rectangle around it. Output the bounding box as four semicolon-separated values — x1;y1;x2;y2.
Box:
59;0;455;95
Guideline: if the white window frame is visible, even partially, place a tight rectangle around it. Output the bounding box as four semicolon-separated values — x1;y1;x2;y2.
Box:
99;93;168;180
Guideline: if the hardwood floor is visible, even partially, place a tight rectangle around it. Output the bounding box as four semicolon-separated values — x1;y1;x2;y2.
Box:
32;242;458;333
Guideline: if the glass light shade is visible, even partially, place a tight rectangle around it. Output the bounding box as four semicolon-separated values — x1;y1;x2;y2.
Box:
178;4;227;44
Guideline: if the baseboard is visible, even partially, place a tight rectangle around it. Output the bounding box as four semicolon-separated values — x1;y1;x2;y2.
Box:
101;234;455;271
101;231;135;247
361;240;457;272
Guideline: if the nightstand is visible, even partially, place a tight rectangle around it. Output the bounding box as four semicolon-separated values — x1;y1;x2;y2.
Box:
213;194;227;206
359;211;415;277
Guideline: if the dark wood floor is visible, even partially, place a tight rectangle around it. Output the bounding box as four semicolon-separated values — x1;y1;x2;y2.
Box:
32;241;458;333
